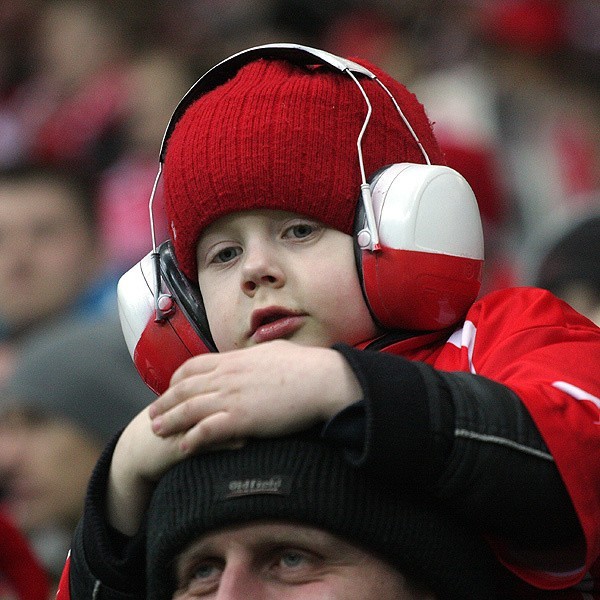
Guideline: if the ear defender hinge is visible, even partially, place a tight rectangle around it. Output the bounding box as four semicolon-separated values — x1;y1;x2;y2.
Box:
358;183;381;252
156;294;175;319
152;251;175;321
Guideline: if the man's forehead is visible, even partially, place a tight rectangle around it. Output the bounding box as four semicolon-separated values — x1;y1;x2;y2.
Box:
179;520;343;558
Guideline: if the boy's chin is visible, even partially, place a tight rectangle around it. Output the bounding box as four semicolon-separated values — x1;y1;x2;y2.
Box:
281;329;339;348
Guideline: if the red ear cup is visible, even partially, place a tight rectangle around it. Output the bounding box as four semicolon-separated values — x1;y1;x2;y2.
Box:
357;163;484;331
117;242;216;395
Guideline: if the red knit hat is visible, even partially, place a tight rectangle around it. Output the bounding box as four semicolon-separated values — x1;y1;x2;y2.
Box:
163;54;445;280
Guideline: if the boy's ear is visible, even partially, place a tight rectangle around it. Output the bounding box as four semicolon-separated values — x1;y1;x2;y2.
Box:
355;163;484;331
117;241;217;395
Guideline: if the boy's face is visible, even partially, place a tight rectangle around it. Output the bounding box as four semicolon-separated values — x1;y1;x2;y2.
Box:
196;210;380;352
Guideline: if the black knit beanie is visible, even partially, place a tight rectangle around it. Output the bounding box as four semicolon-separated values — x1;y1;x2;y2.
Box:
146;435;498;599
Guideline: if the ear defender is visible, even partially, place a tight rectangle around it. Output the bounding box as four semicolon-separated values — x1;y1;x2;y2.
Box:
117;43;485;395
117;242;216;395
355;163;484;331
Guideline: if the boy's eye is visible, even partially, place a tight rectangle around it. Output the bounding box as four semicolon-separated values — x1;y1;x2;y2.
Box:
284;223;318;239
190;562;220;580
212;246;242;263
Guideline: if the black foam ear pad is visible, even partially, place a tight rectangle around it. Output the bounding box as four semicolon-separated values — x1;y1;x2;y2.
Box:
157;241;217;351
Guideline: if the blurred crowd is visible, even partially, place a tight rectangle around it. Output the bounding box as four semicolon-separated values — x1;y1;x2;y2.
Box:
0;0;599;597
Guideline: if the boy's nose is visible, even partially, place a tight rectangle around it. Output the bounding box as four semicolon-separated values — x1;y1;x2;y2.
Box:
241;246;285;295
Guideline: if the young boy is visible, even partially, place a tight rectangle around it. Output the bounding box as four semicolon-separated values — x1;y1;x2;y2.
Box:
60;44;600;598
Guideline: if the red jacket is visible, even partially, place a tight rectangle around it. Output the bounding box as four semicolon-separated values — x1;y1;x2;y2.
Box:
380;287;600;594
57;287;600;598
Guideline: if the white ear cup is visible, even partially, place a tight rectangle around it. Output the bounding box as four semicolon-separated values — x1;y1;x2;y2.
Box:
373;163;484;256
358;163;484;330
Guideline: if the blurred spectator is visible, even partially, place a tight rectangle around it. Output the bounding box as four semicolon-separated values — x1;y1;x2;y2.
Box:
564;0;600;86
320;5;419;84
532;210;600;326
95;50;191;273
271;0;351;45
0;316;155;591
411;0;600;293
0;1;38;97
154;0;279;72
0;165;117;383
0;0;130;173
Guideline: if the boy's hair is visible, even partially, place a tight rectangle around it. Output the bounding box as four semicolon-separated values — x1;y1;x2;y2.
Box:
163;55;445;280
147;434;498;600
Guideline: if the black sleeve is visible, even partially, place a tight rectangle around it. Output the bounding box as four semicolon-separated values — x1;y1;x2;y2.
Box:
68;433;147;599
323;344;582;549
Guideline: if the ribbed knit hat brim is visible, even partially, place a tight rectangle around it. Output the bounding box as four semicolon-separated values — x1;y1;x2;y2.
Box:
146;435;497;599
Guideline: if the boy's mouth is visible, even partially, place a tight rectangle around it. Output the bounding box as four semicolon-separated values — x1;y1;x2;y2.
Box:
249;307;306;343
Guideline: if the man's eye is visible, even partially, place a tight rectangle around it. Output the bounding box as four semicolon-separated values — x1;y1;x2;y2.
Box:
280;551;305;567
177;561;221;595
191;563;219;580
266;548;323;584
212;246;242;263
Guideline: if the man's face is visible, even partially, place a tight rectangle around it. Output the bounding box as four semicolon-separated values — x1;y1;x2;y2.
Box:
0;178;98;330
196;210;380;352
173;522;435;599
0;409;101;532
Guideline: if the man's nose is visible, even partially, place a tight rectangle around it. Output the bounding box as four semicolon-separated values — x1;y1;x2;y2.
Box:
215;561;266;599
